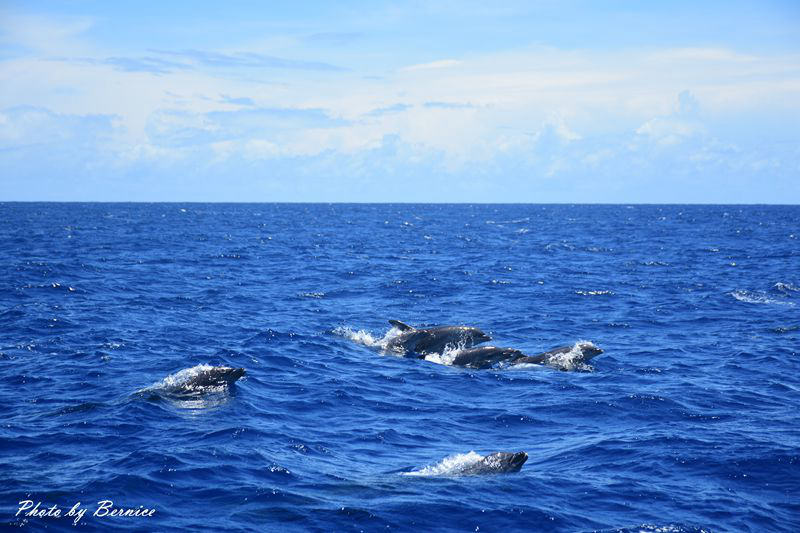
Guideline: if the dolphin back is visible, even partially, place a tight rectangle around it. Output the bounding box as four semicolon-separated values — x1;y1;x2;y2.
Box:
451;347;524;369
386;321;491;356
187;367;246;388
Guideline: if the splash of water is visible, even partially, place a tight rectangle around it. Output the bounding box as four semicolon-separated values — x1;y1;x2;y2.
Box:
422;338;473;366
402;451;484;477
773;282;799;293
541;341;598;371
333;325;403;352
142;364;218;392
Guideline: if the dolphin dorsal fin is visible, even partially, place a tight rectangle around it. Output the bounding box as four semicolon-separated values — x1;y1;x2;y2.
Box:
389;320;413;331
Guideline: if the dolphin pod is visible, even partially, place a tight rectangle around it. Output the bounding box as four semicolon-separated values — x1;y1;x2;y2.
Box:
387;320;603;370
452;343;604;369
142;319;602;478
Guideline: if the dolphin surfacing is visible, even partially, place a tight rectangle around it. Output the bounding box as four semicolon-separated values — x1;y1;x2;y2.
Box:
404;451;528;477
511;342;603;366
181;366;246;388
145;365;246;398
460;452;528;475
386;320;491;356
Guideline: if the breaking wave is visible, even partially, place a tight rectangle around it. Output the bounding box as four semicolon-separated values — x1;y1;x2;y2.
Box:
730;290;795;306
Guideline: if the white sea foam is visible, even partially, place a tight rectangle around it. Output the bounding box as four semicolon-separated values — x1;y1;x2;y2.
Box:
299;291;326;299
402;451;484;477
333;325;402;352
632;525;712;533
575;290;614;296
422;338;473;366
144;364;217;392
731;290;794;306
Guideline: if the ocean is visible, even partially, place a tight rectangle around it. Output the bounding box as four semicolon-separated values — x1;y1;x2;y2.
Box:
1;203;798;532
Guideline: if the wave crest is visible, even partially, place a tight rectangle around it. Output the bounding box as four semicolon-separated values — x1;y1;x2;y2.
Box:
731;290;795;306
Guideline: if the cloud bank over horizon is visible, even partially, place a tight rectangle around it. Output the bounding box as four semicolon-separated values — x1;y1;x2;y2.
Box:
1;1;798;202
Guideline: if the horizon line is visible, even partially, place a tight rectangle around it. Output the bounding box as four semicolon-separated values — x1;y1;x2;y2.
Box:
1;201;798;206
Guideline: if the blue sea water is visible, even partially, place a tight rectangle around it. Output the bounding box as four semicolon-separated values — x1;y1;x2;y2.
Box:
1;203;798;532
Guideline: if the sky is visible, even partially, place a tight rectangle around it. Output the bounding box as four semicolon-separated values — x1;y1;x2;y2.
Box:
1;1;799;203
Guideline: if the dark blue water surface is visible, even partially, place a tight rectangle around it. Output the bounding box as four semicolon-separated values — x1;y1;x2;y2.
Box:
1;203;798;532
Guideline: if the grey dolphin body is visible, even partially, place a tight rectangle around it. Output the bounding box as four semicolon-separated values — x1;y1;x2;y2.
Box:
450;346;525;369
449;343;603;369
141;366;246;402
155;367;246;397
183;367;246;388
460;452;528;475
385;320;491;356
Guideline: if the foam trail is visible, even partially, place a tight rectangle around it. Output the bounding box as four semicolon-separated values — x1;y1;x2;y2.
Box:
333;325;402;352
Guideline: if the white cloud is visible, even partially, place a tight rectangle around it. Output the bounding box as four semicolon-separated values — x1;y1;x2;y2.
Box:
399;59;463;72
648;47;759;64
0;11;94;55
635;116;701;146
1;9;799;201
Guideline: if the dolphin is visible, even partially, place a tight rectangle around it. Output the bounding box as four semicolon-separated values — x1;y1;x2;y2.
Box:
136;365;246;407
460;452;528;475
511;342;603;366
448;342;603;369
148;365;246;397
385;320;491;356
180;366;246;388
449;346;525;369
